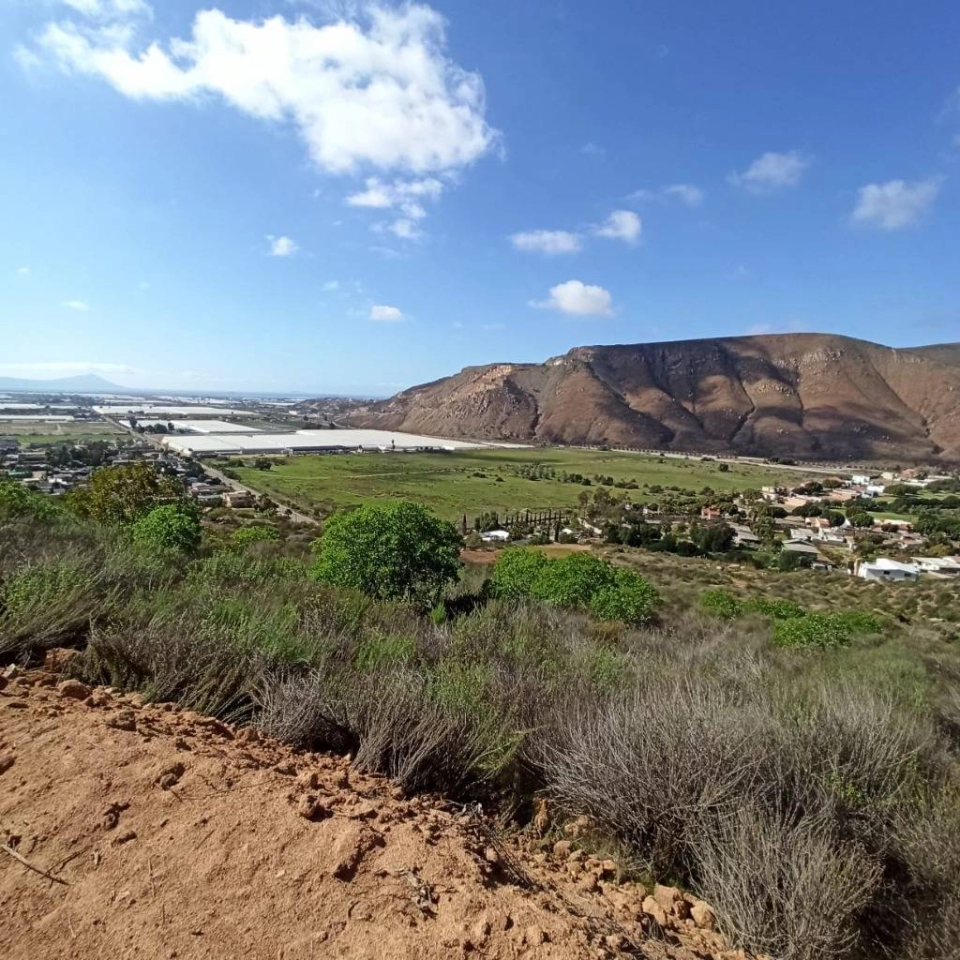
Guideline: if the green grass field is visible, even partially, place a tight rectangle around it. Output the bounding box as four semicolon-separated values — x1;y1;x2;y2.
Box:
224;448;809;521
0;421;126;445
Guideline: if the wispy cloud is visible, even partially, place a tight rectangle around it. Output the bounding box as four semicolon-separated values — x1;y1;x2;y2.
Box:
510;230;582;255
851;177;943;231
729;151;810;194
0;360;136;376
531;280;613;317
16;266;30;276
630;183;704;207
62;299;90;312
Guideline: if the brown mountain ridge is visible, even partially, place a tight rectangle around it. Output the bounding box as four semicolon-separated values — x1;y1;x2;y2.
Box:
347;334;960;462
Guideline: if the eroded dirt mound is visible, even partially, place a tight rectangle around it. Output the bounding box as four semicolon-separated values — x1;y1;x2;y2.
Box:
0;668;748;960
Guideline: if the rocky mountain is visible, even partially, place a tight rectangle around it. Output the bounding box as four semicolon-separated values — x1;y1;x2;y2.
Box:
347;334;960;462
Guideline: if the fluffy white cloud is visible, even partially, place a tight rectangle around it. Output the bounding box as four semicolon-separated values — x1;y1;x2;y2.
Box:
730;151;809;194
62;299;90;311
16;266;30;276
851;177;942;231
631;184;703;207
267;235;298;257
593;210;641;243
369;304;404;322
510;230;581;255
26;4;499;178
533;280;613;317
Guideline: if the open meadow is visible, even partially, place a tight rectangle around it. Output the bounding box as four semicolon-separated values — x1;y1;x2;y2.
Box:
221;448;810;521
0;421;125;445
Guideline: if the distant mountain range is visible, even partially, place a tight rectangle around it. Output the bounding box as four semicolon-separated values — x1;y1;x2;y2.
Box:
346;334;960;463
0;374;131;394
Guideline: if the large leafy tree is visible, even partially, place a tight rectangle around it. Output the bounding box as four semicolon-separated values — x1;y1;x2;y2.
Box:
66;462;186;526
311;501;462;606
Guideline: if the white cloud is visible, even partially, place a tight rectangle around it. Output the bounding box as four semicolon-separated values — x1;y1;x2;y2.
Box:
62;0;152;19
532;280;613;317
346;176;443;220
580;142;605;158
322;280;340;292
593;209;641;244
730;151;809;194
384;218;422;241
630;183;704;207
510;230;581;255
0;361;136;376
26;4;499;180
62;299;90;311
369;304;404;322
16;266;30;276
851;177;942;231
268;235;298;257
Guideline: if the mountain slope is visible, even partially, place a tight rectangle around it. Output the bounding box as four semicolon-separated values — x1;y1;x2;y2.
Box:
0;374;129;393
346;334;960;461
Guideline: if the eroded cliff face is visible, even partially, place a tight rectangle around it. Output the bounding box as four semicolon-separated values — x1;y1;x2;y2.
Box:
346;334;960;461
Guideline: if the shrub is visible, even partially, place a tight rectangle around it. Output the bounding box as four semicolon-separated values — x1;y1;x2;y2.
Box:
0;481;62;522
698;589;743;620
311;501;462;607
589;569;660;625
743;596;806;620
773;613;852;649
66;461;186;526
233;525;280;549
131;504;202;555
530;553;615;610
489;548;548;600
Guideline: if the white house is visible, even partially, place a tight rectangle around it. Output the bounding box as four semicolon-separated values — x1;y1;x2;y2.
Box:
789;527;815;542
855;558;919;582
852;474;873;486
913;557;960;577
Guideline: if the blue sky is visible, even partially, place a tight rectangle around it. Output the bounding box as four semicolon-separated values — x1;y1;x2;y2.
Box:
2;0;959;394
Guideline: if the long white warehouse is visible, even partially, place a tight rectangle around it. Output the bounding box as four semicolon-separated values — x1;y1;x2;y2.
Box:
160;429;513;456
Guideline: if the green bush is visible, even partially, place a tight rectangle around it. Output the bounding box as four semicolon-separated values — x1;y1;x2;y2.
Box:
743;596;806;620
698;589;743;620
589;569;660;625
233;525;280;549
489;548;548;601
773;613;853;649
311;501;462;607
531;553;615;609
131;504;202;555
0;481;62;522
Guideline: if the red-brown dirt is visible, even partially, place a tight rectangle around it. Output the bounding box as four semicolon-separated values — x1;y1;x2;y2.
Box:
0;666;753;960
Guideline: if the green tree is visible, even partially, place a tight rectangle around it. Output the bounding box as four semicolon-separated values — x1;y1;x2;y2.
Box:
131;503;202;555
847;510;875;529
66;462;186;526
311;501;462;606
0;480;61;522
531;553;615;609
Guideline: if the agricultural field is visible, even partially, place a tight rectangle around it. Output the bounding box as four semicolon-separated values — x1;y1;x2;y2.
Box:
220;448;810;522
0;421;126;444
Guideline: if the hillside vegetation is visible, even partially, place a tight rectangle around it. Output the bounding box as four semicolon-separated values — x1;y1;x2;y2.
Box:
2;476;960;960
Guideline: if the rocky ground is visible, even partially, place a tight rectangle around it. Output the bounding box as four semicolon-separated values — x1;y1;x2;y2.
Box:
0;663;753;960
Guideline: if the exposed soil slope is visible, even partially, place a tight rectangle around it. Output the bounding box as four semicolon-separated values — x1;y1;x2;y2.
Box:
0;668;747;960
347;334;960;461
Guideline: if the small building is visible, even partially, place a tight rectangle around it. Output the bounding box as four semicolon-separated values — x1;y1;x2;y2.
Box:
789;527;815;542
852;474;873;486
855;558;919;583
700;506;722;520
913;557;960;578
731;525;761;548
223;490;255;508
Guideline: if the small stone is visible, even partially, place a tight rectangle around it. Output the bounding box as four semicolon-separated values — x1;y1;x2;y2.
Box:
524;925;548;946
600;859;617;878
577;873;599;894
552;840;573;858
642;896;668;929
654;883;683;914
57;679;91;700
106;710;137;732
0;755;15;776
691;901;717;931
483;846;500;865
604;933;627;952
471;918;491;943
112;829;137;846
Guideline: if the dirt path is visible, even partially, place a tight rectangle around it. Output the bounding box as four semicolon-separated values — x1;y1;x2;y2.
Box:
0;667;746;960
